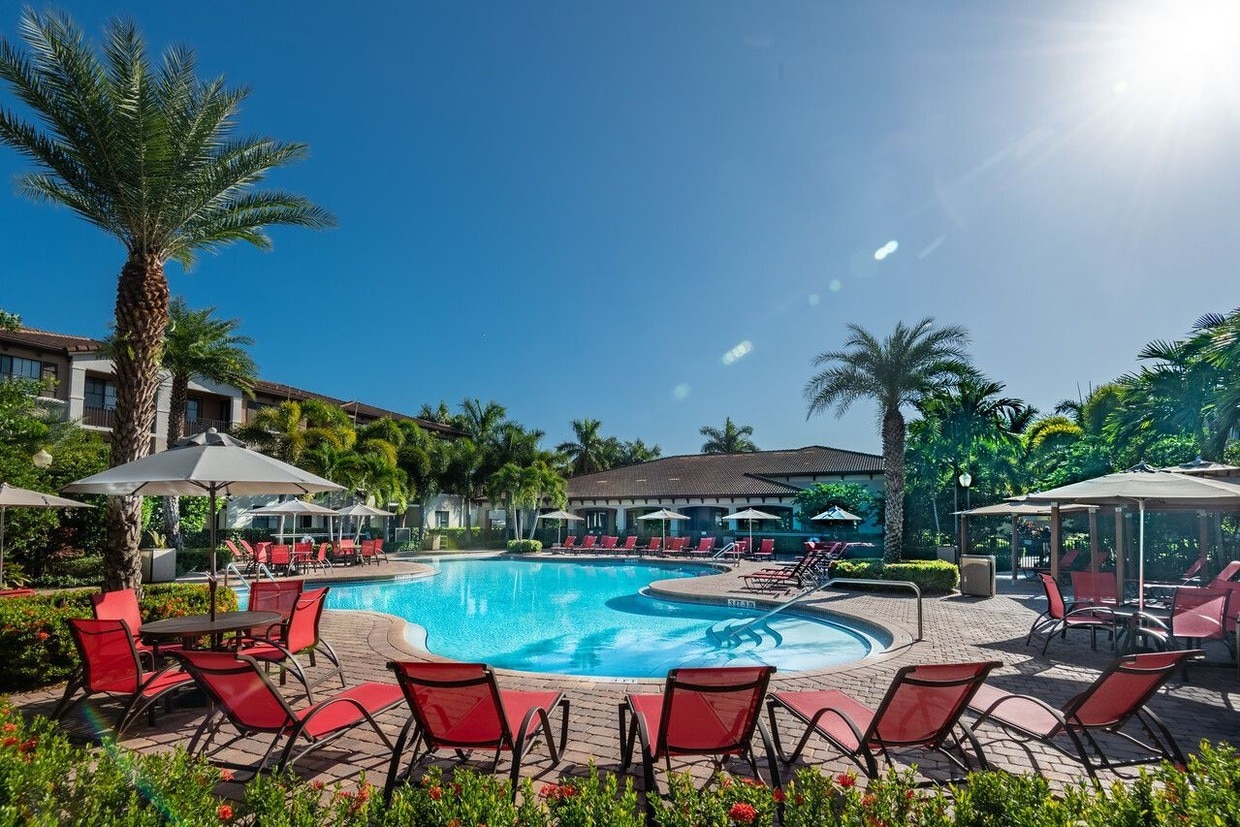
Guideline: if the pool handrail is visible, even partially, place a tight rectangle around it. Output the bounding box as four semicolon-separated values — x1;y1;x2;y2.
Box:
716;577;923;645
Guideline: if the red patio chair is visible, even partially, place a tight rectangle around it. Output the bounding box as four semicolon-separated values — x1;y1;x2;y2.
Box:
359;539;378;565
384;661;569;804
1026;573;1116;655
175;649;402;777
1145;587;1229;677
1070;570;1121;609
241;587;345;699
642;536;662;555
1210;560;1240;584
54;618;194;737
335;538;358;565
247;579;304;641
1028;547;1080;583
579;535;598;552
373;538;390;563
619;666;778;800
268;544;293;575
968;650;1200;784
1179;556;1205;584
687;537;716;557
766;661;1000;782
556;535;578;553
741;548;827;593
664;536;687;555
751;538;775;561
618;535;638;553
91;587;182;666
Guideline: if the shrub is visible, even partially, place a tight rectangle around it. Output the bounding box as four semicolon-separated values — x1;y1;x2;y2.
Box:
175;546;233;576
507;539;543;554
0;583;237;692
830;559;960;593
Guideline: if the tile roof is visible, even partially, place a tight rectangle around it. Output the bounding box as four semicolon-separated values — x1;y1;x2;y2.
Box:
1;327;103;354
567;446;884;500
251;380;464;437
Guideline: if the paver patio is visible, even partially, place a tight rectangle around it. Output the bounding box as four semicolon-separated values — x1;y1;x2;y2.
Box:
12;553;1239;798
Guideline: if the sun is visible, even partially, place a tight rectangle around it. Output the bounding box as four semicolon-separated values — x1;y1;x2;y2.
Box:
1113;0;1240;114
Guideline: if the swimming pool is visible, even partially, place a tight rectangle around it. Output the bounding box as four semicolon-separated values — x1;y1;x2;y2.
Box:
320;558;881;678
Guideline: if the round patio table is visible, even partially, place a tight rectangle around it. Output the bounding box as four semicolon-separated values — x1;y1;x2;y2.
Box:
141;610;282;651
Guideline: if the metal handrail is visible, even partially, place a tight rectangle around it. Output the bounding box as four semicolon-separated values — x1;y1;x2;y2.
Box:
714;576;923;645
223;561;277;586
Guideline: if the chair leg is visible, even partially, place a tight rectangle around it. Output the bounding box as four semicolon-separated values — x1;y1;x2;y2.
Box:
383;717;422;807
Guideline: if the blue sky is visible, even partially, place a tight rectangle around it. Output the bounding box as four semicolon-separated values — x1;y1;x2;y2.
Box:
1;2;1238;457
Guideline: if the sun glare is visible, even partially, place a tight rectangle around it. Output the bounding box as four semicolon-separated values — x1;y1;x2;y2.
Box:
1116;1;1240;113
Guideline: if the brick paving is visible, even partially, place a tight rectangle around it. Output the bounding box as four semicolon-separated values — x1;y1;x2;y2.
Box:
12;552;1240;798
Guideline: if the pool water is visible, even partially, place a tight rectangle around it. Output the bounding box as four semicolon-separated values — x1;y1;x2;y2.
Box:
319;558;878;678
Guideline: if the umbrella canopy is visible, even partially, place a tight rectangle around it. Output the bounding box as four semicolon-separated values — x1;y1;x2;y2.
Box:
960;500;1092;517
637;508;689;545
251;499;339;545
1163;457;1240;478
537;509;584;545
723;508;782;546
1021;463;1240;610
0;483;92;586
335;502;397;542
810;506;863;522
65;429;342;619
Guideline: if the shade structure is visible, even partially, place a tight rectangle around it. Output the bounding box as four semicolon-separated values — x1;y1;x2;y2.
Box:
536;509;584;545
811;506;863;522
723;508;782;546
960;500;1092;517
1021;463;1240;610
250;499;340;545
335;502;397;542
636;508;689;546
64;429;342;619
1163;457;1240;478
0;483;92;587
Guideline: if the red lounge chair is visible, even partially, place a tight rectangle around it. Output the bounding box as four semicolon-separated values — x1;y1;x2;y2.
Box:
618;536;638;553
54;618;194;737
1210;560;1240;584
247;579;303;641
1179;556;1205;583
751;538;775;562
0;588;36;598
599;535;619;551
91;587;182;665
225;539;253;572
687;537;716;557
1026;547;1080;583
1027;573;1116;655
766;661;1000;782
664;536;687;555
175;649;402;777
620;666;778;801
556;536;578;552
968;650;1200;784
579;535;598;552
1145;588;1229;678
641;536;662;555
241;587;345;699
384;661;569;804
741;548;827;593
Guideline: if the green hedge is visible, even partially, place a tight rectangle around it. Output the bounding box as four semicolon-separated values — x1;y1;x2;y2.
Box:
3;702;1240;826
506;539;543;554
0;584;238;692
830;559;960;593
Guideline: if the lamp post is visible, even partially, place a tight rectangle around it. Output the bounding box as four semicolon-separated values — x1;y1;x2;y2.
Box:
957;471;972;556
958;471;972;510
31;448;52;469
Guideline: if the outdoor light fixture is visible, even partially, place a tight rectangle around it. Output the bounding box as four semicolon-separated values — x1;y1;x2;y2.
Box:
31;448;52;469
958;472;972;488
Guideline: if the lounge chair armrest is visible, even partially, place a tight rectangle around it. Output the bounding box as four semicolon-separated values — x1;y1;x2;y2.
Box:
971;691;1067;729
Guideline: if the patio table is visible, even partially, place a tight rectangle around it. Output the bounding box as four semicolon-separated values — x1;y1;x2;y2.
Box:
142;610;282;651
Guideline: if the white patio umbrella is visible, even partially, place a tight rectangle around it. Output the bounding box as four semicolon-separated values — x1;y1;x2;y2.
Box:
250;499;340;546
537;509;583;545
0;483;92;587
1021;463;1240;610
336;502;397;542
65;429;342;619
636;508;689;547
722;507;782;546
810;506;863;523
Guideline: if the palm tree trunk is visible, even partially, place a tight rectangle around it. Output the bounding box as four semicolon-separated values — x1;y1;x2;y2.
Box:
163;372;189;553
104;254;170;591
881;408;907;563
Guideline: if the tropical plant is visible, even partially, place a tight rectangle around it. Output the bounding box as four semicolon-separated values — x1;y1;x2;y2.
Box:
0;10;333;589
557;418;612;475
699;417;758;454
793;482;877;525
614;437;661;467
804;318;972;562
235;399;354;466
155;298;257;551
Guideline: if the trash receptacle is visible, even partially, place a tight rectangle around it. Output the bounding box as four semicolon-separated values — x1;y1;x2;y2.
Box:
959;554;996;597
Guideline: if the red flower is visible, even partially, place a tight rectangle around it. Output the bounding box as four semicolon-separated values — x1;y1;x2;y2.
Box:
217;804;233;821
219;769;235;782
862;793;877;808
728;802;758;824
1;722;17;733
311;780;326;791
35;631;49;642
773;789;786;802
1;737;17;748
837;772;856;789
429;786;442;800
18;738;36;754
905;789;916;801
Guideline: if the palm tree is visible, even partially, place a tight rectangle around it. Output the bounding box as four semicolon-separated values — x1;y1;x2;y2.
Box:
557;418;611;475
0;11;333;589
157;299;257;551
699;418;758;454
804;318;972;562
235;400;354;465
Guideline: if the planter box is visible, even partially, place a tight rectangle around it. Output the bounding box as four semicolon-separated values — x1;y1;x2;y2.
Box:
140;548;176;583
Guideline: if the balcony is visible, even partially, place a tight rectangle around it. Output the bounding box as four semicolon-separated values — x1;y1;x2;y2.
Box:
82;405;116;429
182;417;231;437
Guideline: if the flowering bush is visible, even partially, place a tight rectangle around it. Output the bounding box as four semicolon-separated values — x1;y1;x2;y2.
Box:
0;584;237;691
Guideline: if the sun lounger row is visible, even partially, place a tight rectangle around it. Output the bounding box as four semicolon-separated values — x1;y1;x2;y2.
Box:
225;537;389;574
54;621;1195;813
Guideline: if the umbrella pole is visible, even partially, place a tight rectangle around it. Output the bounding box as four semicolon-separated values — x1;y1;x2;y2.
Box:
0;506;6;587
1137;499;1146;613
208;490;218;622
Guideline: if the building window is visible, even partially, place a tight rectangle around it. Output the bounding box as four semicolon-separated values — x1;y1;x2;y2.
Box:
186;397;201;423
436;510;449;528
85;377;117;410
0;355;41;381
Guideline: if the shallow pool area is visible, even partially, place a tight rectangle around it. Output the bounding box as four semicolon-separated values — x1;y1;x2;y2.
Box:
313;558;880;678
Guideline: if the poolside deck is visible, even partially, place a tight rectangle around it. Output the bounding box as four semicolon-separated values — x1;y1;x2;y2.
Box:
12;553;1239;797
